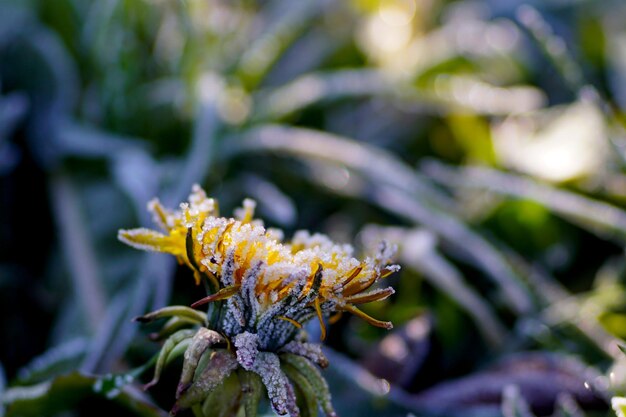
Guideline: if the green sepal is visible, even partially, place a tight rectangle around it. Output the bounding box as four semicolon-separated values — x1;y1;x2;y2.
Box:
280;354;336;417
237;369;263;417
282;363;318;417
174;350;238;412
134;306;207;325
144;329;195;390
178;328;226;398
150;316;198;341
200;372;242;417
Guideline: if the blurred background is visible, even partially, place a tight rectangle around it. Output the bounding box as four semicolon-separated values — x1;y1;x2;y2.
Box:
2;0;626;416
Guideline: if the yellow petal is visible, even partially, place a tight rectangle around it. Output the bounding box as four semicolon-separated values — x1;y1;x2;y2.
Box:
341;304;393;329
118;228;184;255
147;199;172;231
342;272;377;297
328;312;343;325
314;297;327;340
344;287;395;305
336;265;363;290
276;315;303;328
299;264;323;301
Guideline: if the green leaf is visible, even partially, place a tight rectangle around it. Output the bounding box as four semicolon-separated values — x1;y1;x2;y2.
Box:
134;306;207;325
3;372;167;417
282;363;318;417
280;354;335;417
144;329;195;390
16;339;88;385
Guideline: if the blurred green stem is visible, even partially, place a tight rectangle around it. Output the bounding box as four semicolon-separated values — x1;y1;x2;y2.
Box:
423;160;626;243
49;172;106;333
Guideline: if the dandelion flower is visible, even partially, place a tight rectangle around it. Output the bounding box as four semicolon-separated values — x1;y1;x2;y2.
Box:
119;185;400;416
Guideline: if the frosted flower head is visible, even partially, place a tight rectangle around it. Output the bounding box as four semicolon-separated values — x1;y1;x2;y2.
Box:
119;185;400;416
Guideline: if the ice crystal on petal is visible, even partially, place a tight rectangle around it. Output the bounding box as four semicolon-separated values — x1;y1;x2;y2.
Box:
266;227;285;242
234;332;260;371
234;198;258;224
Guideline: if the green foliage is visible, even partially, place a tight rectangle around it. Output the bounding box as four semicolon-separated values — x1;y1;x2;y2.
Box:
3;0;626;416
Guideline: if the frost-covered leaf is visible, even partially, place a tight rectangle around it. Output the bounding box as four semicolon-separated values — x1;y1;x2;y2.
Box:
17;338;88;384
3;372;167;417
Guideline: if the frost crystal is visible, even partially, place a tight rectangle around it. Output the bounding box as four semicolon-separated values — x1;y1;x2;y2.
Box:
280;341;329;368
251;352;298;416
234;332;260;371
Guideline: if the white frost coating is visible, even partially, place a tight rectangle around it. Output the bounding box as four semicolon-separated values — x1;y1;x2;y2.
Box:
234;198;257;223
241;261;263;323
386;264;401;273
202;218;231;258
189;184;217;215
147;198;171;230
280;341;328;367
284;377;300;417
250;352;298;416
291;230;350;252
117;228;168;252
375;240;398;264
234;332;260;371
266;228;284;242
178;203;193;228
229;296;246;326
219;249;236;286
